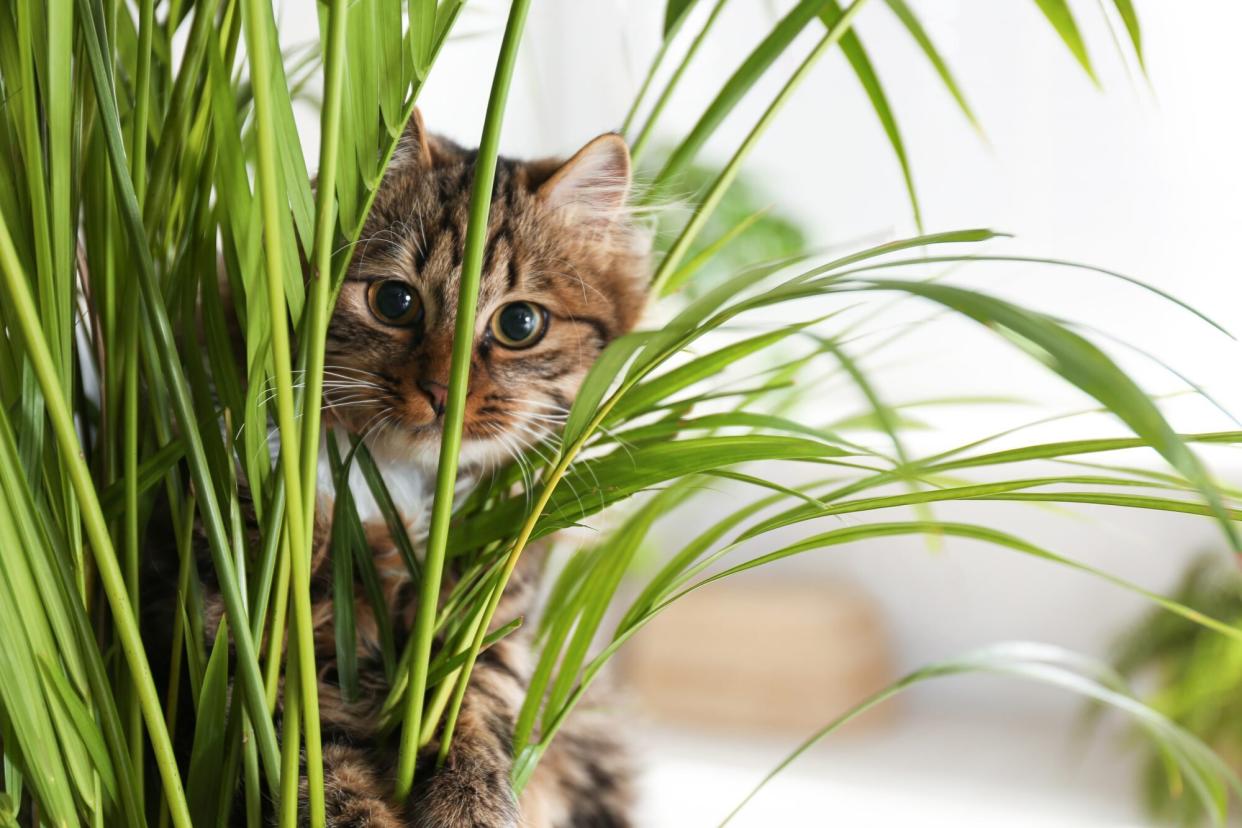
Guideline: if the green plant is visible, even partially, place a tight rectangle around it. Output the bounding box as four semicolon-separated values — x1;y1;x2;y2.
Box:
0;1;1238;826
1110;553;1242;825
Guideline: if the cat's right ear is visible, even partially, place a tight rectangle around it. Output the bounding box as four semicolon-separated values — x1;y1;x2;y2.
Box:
392;108;440;169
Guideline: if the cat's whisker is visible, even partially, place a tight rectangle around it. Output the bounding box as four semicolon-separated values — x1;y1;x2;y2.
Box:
506;430;538;497
320;369;382;389
367;414;397;446
514;420;586;515
354;407;392;444
491;426;533;500
322;394;381;409
522;412;570;426
500;397;573;417
510;423;557;467
322;364;388;380
596;423;634;453
531;253;610;305
508;423;581;510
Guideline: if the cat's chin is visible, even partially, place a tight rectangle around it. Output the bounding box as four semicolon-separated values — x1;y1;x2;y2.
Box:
317;426;506;528
360;425;513;474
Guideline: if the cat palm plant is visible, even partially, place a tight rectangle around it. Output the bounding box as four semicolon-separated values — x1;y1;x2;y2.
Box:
1;0;1239;826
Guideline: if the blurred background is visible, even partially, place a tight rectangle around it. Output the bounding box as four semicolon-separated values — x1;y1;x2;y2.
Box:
285;2;1242;824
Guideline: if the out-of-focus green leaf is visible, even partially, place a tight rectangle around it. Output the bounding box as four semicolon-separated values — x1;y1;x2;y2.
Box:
664;0;698;36
721;642;1240;824
849;279;1239;550
1110;0;1144;71
819;1;922;229
883;0;981;132
1032;0;1098;83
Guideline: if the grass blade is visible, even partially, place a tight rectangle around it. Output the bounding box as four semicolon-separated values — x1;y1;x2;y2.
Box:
1033;0;1098;84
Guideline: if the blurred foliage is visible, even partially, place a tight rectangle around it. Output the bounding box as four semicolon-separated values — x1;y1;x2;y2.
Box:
1112;553;1242;825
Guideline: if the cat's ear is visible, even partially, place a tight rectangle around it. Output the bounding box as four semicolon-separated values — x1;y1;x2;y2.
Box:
535;133;631;219
393;108;442;168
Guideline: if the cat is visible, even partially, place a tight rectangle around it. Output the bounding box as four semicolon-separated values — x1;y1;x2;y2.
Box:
151;111;651;828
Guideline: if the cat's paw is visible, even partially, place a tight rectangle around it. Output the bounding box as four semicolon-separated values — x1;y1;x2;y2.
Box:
296;744;410;828
411;759;519;828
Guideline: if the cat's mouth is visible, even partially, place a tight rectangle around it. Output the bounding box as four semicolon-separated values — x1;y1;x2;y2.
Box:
332;405;560;474
320;369;568;472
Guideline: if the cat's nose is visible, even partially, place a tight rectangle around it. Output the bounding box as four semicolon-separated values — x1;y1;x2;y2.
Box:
416;379;448;417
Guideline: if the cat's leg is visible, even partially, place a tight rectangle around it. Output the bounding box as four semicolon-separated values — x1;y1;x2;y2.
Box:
412;639;530;828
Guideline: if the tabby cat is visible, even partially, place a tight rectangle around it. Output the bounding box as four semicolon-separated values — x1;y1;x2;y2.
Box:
152;113;650;827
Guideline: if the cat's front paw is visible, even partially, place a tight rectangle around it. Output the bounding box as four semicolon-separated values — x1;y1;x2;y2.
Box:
411;757;519;828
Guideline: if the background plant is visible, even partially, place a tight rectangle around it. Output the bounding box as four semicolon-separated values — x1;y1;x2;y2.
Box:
0;1;1238;827
1107;552;1242;826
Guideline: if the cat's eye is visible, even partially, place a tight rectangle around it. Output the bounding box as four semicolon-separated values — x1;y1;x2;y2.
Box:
490;301;547;349
367;280;423;327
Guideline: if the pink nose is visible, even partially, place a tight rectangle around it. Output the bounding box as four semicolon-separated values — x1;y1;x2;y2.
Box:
417;379;449;417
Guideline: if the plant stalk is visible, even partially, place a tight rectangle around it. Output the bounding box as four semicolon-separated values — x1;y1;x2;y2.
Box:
298;0;349;555
392;0;536;801
239;0;325;821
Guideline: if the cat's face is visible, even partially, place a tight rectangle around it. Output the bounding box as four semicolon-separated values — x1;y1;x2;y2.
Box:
325;114;649;469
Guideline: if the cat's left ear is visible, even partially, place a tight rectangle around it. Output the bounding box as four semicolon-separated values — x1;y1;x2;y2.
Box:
535;133;631;219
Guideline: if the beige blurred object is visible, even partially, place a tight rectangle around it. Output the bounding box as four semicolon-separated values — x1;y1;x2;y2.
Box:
623;577;895;733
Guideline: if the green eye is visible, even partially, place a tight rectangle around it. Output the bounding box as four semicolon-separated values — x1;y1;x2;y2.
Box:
367;280;423;326
490;301;547;348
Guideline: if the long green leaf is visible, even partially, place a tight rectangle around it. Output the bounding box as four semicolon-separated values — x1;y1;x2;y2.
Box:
721;642;1238;824
1032;0;1098;83
819;1;922;229
851;279;1240;550
882;0;980;131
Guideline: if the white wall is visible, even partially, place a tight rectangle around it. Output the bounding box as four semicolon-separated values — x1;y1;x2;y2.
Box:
286;1;1242;712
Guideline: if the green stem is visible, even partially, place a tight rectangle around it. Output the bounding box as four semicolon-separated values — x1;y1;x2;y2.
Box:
264;529;293;708
0;211;192;828
392;0;536;801
131;0;154;197
238;0;323;822
122;308;143;806
650;0;870;295
418;610;485;747
298;0;349;562
630;0;729;164
158;495;196;828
